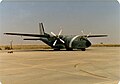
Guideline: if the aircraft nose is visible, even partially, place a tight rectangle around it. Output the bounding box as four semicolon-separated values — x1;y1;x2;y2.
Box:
86;40;91;47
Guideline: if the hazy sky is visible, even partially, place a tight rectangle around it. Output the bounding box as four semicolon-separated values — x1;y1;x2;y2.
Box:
0;0;120;45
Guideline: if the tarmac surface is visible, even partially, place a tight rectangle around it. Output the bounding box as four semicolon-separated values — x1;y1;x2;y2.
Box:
0;47;120;84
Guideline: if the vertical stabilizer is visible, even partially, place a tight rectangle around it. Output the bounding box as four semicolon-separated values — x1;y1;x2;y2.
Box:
39;23;45;35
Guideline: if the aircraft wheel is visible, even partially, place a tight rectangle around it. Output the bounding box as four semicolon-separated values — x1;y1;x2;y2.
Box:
66;48;73;51
81;48;86;51
54;48;60;51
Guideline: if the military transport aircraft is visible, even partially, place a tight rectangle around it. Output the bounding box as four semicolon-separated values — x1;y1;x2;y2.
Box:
4;23;107;51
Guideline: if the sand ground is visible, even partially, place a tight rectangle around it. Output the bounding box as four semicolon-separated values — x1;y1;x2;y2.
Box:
0;47;120;84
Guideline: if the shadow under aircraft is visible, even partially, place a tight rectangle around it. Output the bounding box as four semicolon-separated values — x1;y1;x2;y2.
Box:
4;23;107;51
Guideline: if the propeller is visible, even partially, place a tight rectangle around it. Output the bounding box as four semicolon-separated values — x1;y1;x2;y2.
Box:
51;29;65;46
81;30;85;35
81;30;91;38
87;32;91;37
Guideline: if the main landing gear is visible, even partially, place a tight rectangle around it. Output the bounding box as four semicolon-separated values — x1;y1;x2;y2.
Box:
53;48;86;51
66;48;73;51
81;48;86;51
54;48;60;51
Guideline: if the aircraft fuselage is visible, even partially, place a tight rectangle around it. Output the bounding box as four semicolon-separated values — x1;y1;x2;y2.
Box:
40;35;91;50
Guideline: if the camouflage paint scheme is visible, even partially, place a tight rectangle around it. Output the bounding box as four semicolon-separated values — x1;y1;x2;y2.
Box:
4;23;107;51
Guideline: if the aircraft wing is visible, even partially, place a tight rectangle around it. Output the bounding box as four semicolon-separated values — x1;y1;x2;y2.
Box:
81;34;108;38
86;35;108;38
23;38;42;40
4;32;47;37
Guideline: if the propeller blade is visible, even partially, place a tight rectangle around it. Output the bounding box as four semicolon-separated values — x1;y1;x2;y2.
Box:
60;39;65;43
53;40;57;46
58;29;62;36
81;30;85;35
87;32;91;37
51;32;56;36
81;31;92;38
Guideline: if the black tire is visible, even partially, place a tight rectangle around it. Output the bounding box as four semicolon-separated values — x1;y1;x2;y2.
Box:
66;48;73;51
81;48;86;51
54;48;60;51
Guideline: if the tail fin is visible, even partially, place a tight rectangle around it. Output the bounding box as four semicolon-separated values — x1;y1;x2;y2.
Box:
39;23;45;35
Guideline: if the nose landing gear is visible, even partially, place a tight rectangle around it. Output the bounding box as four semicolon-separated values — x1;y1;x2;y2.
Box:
81;48;86;51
